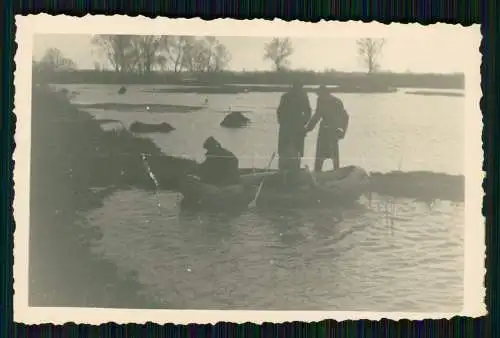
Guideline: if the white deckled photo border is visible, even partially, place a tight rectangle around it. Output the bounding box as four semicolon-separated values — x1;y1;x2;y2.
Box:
13;14;485;324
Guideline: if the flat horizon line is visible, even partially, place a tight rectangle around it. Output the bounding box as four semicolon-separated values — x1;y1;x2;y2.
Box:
52;68;465;76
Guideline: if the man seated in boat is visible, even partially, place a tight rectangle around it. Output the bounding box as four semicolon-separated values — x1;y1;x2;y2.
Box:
197;136;240;186
306;85;349;172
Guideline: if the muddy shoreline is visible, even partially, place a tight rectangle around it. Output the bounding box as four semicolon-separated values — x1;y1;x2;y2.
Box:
29;86;167;308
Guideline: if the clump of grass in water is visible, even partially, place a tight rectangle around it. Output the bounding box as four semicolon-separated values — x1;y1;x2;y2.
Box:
364;180;393;234
369;194;437;237
384;197;397;235
385;155;404;234
422;197;437;211
365;159;402;235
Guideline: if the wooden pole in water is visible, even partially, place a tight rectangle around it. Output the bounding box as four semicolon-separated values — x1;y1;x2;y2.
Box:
115;120;164;216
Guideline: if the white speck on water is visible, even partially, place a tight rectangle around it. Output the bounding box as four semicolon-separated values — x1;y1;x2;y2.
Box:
187;268;192;272
146;106;150;111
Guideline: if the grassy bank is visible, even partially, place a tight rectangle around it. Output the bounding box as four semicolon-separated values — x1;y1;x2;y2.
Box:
368;171;464;202
35;69;465;90
29;86;198;308
405;90;465;98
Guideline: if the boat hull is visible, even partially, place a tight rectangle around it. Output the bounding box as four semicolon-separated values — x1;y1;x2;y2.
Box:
178;166;369;210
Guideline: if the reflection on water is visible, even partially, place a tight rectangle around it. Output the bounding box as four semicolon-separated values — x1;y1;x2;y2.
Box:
85;189;464;311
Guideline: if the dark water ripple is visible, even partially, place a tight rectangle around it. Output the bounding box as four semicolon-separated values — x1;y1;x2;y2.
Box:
84;189;464;311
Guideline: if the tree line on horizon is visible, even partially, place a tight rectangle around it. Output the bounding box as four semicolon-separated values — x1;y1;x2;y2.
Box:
90;35;232;73
33;35;388;75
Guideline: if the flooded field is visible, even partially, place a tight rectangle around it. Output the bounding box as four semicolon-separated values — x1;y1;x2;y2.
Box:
46;83;465;311
60;83;464;175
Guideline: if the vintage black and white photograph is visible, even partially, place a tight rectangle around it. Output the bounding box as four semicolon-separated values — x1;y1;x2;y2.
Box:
13;16;484;324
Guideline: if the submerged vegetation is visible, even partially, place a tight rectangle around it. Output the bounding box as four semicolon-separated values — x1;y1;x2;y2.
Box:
368;171;464;203
74;102;204;113
129;121;175;134
405;90;465;98
220;111;251;128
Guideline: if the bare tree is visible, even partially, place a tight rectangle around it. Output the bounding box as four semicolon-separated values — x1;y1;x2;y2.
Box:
38;48;77;71
201;36;218;71
92;34;231;74
176;37;231;72
166;36;196;72
129;35;169;74
356;38;385;73
156;54;169;72
191;36;231;72
212;43;231;71
263;38;294;71
179;39;201;72
91;35;136;73
188;40;210;72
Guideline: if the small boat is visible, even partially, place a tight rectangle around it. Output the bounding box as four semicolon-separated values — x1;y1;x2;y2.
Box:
178;165;369;209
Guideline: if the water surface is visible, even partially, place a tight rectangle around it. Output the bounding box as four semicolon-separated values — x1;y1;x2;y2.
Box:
55;83;465;311
85;190;464;311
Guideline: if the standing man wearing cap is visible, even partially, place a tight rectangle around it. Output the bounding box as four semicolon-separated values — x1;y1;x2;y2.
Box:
306;85;349;171
276;81;312;172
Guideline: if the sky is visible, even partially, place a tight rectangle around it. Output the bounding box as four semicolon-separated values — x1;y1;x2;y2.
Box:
33;34;470;74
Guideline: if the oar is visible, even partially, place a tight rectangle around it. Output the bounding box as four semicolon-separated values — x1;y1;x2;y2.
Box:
248;151;276;209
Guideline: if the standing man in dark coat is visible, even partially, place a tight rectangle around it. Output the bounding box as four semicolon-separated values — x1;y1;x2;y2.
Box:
306;85;349;172
276;81;312;171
